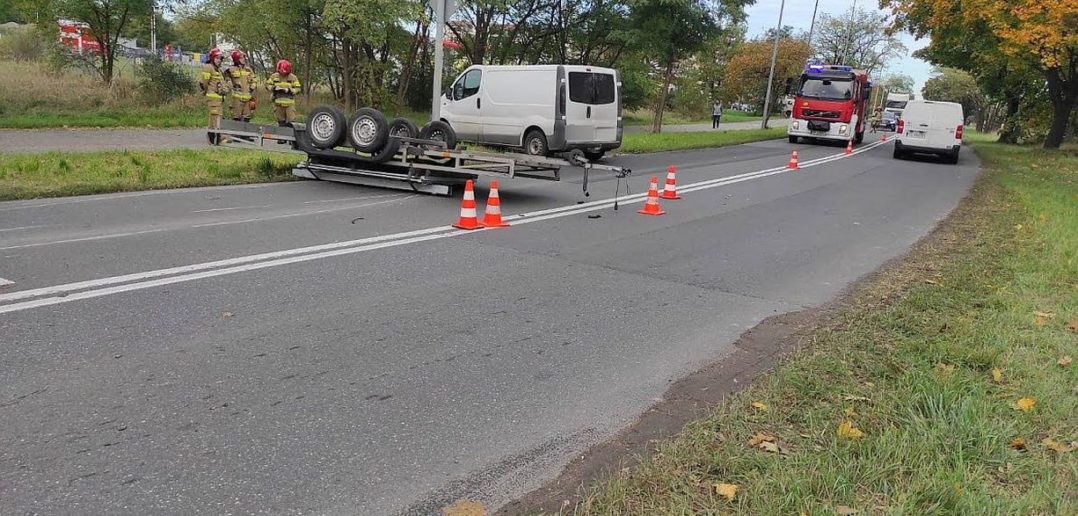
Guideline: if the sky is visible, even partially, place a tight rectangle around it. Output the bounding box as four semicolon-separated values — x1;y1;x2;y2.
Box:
743;0;934;93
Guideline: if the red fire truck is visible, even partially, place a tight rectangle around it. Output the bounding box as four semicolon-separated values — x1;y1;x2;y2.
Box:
786;64;871;145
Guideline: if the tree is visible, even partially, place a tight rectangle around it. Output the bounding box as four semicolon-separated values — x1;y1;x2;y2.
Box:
885;0;1077;148
720;37;812;113
54;0;153;83
814;5;906;76
627;0;742;132
922;67;986;120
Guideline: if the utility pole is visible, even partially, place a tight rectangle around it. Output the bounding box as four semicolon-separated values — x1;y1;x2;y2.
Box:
149;3;157;55
429;0;455;121
761;0;786;130
807;0;820;52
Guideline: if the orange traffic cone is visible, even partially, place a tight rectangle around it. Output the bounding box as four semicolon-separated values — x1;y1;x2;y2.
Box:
480;180;510;228
787;150;799;170
880;132;888;142
638;176;667;216
453;179;481;230
660;165;682;200
845;139;853;155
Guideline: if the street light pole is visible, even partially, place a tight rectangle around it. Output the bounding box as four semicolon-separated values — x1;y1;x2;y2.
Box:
760;0;786;130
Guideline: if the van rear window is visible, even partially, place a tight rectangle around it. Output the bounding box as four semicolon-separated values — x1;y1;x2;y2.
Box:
569;72;616;105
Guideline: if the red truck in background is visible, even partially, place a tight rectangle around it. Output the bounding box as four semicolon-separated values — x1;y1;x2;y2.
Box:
786;64;872;146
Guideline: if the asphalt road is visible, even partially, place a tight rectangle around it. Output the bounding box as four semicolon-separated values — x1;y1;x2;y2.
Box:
0;137;978;514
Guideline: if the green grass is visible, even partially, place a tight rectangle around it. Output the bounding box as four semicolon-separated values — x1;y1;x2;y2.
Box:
573;133;1078;514
0;148;301;200
620;127;786;154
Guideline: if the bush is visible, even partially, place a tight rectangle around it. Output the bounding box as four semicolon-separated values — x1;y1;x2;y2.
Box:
0;25;46;62
138;57;196;102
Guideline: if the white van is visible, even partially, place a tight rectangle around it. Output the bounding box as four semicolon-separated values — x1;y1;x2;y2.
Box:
893;100;964;164
440;65;622;160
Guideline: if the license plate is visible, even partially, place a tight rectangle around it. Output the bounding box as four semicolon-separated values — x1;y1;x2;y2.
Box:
907;130;925;138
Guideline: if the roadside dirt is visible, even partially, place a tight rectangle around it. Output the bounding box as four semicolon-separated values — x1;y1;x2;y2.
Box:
500;154;986;515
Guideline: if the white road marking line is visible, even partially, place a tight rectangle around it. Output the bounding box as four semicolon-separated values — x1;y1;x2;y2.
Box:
0;225;45;233
0;194;412;251
191;204;274;213
0;142;884;314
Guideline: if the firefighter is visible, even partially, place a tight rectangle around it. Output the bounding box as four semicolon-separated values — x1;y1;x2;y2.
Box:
266;59;301;127
199;48;229;140
226;49;256;123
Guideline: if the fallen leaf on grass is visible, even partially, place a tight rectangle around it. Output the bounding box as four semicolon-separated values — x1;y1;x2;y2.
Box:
1066;320;1078;333
1059;356;1073;367
1009;437;1026;450
991;368;1003;383
837;420;864;440
1014;397;1036;412
758;441;780;453
836;505;861;515
1014;224;1023;231
843;394;871;402
1033;311;1055;326
442;499;486;516
843;407;856;417
1041;438;1075;454
714;482;738;501
748;433;775;446
936;363;955;375
864;382;875;388
751;401;768;411
925;279;938;285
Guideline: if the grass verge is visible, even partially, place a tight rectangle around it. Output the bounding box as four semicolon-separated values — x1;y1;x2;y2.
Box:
620;127;786;154
624;109;761;126
573;133;1078;514
0;148;301;200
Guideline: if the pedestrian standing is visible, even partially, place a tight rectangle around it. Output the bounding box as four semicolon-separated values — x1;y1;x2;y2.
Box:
712;101;723;129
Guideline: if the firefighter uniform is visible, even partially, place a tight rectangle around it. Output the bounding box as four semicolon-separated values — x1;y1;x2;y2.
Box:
199;49;229;130
226;51;256;122
267;63;301;126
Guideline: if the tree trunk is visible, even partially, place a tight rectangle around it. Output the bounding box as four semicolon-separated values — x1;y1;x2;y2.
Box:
652;59;675;134
1043;67;1076;149
997;92;1021;144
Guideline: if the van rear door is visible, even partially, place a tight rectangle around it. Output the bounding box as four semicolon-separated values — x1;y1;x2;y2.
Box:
566;72;596;143
591;72;619;143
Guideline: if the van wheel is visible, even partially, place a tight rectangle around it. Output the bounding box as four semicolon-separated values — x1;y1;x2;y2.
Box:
524;130;548;156
419;120;457;150
893;146;904;160
788;135;798;144
348;108;389;153
584;150;605;162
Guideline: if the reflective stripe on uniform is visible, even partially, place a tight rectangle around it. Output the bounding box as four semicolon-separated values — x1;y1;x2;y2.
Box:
232;93;252;100
274;99;296;106
206;93;223;99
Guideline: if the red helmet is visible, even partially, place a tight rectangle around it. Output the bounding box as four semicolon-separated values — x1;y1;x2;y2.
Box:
276;59;292;75
230;49;244;64
208;48;222;62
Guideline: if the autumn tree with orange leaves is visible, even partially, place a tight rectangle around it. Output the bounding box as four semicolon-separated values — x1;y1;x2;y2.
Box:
883;0;1077;148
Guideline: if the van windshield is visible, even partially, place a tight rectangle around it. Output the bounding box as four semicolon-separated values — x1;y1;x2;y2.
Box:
799;77;853;101
885;100;907;109
569;72;616;105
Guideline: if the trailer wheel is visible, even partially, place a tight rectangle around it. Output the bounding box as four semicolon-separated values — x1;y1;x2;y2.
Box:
419;120;457;150
370;137;402;163
307;105;347;149
348;107;389;153
388;118;419;139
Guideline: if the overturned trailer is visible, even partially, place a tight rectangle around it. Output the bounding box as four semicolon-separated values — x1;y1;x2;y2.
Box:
208;106;630;197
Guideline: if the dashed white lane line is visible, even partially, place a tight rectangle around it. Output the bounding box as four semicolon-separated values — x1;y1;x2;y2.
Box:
0;141;885;315
191;204;274;213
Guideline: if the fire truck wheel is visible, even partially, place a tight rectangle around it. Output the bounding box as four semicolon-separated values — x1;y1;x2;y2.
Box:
788;135;798;144
306;105;347;149
388;118;419;139
348;108;389;153
855;131;864;144
419;120;458;150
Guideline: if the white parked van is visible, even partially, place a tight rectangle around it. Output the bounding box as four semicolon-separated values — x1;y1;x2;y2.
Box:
440;65;622;160
893;100;964;164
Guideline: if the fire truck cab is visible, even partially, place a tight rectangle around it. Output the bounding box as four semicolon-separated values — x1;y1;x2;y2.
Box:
787;64;871;145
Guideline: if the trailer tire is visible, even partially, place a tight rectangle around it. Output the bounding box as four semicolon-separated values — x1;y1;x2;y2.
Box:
388;117;419;139
307;105;347;149
348;107;389;153
419;120;457;150
369;138;401;163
